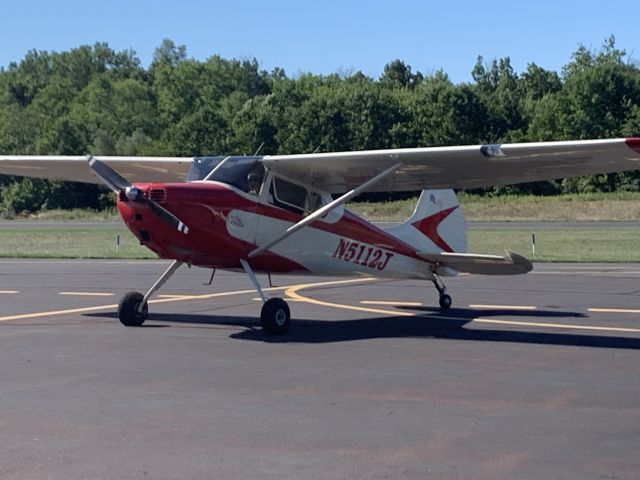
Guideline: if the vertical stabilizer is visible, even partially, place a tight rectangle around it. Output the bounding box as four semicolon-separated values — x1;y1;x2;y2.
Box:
386;190;467;253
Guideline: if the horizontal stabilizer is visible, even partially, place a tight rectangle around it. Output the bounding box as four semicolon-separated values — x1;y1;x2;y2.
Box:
418;251;533;275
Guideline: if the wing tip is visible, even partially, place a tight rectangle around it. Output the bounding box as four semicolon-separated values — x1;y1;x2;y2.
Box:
505;251;533;273
625;137;640;155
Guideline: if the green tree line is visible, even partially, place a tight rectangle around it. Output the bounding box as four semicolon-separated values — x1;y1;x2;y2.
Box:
1;36;639;214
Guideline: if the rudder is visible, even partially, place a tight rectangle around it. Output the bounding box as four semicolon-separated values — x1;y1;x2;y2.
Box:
386;190;467;253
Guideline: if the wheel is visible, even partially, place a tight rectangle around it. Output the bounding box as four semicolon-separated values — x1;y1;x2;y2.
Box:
260;298;291;334
118;291;148;327
439;294;452;310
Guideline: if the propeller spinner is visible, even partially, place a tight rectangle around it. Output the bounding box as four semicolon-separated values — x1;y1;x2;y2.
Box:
87;155;189;234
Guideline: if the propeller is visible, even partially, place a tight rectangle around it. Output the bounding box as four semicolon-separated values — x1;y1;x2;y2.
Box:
87;155;189;234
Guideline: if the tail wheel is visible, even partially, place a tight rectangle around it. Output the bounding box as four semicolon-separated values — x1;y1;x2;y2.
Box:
260;298;291;334
118;291;148;327
439;294;452;310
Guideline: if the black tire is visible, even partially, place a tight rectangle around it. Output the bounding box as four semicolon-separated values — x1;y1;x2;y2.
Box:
260;298;291;334
118;291;148;327
439;294;452;310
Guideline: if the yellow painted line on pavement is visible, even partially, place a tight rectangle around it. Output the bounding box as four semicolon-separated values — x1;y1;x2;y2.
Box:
588;308;640;314
469;304;537;310
284;283;640;334
0;278;374;323
59;292;114;297
473;318;640;333
360;300;423;307
0;290;19;294
285;280;414;317
0;304;120;323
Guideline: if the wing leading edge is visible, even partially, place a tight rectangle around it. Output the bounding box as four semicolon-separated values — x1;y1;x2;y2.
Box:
262;138;640;193
0;155;192;184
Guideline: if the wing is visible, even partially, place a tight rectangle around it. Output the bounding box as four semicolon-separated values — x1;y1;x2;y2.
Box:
262;138;640;193
2;138;640;191
418;251;533;275
0;155;192;183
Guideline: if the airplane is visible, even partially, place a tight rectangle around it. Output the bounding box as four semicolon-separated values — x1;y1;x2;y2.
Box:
1;137;640;333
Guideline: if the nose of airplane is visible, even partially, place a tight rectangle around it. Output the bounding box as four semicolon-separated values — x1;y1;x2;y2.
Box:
117;183;186;245
115;181;254;268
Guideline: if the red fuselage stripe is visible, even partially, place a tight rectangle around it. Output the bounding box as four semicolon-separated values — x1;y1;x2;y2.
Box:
411;205;458;253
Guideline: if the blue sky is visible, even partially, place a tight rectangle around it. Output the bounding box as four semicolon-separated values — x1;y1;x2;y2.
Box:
1;0;637;83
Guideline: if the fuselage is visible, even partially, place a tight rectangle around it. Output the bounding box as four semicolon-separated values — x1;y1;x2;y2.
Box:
117;181;437;280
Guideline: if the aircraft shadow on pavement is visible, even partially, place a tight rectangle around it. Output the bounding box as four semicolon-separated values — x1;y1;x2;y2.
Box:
396;305;587;318
86;308;640;350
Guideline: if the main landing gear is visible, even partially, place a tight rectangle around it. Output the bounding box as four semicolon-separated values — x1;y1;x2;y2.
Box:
260;298;291;334
240;260;291;334
116;259;291;334
432;274;452;310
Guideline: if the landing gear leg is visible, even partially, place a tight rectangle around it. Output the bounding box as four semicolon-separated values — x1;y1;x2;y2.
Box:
240;259;290;334
118;260;184;326
432;275;452;310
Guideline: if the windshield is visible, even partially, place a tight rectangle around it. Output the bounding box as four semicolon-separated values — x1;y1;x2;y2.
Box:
187;156;265;193
186;156;226;182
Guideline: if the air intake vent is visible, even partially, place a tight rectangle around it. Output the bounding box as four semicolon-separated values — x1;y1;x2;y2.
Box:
148;189;166;202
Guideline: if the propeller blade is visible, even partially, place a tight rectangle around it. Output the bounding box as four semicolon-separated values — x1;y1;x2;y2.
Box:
138;196;189;234
86;155;131;192
86;155;188;234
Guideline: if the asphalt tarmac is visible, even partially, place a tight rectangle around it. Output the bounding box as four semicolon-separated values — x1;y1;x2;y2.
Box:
1;259;639;479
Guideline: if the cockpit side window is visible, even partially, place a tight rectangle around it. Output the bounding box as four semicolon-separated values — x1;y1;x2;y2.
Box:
247;168;265;196
266;176;329;216
308;191;324;211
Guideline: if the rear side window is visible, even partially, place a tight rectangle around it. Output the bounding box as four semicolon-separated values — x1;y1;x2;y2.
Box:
271;177;307;214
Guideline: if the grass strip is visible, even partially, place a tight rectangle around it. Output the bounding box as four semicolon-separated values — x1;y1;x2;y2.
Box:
0;228;156;259
0;227;639;262
469;229;640;263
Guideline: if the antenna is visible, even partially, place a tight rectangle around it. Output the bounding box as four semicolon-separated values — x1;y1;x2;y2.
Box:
253;142;265;156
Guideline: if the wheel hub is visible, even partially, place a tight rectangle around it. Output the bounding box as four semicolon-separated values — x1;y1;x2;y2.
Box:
275;309;287;326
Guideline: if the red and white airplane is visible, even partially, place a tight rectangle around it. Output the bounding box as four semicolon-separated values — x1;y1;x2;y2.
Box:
1;138;640;333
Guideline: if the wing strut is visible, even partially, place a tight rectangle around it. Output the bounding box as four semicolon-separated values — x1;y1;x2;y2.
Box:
248;161;403;258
